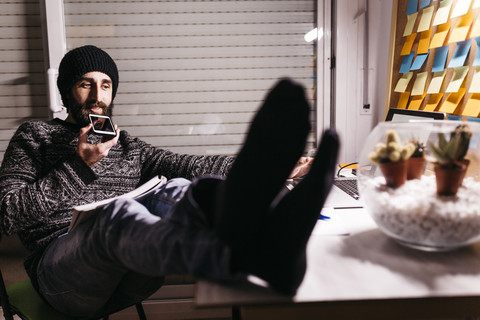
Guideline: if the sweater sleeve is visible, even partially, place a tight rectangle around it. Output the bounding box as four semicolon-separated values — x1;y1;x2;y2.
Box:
0;121;97;235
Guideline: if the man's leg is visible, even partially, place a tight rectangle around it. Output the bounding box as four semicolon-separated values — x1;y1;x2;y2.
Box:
36;178;232;318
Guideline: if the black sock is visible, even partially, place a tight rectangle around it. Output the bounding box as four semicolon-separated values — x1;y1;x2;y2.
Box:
232;129;339;295
215;78;311;250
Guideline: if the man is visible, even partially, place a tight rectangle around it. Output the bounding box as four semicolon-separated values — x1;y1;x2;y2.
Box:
0;45;339;317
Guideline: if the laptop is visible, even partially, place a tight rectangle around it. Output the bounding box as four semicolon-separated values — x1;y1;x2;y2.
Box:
322;108;446;209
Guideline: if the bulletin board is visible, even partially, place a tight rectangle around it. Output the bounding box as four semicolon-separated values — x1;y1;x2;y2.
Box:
385;0;480;120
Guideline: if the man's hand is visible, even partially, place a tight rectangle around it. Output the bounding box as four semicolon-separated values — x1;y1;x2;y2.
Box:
289;156;313;178
77;123;119;167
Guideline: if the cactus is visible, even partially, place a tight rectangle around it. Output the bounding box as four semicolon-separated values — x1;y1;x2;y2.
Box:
428;124;471;168
369;129;415;164
410;140;426;158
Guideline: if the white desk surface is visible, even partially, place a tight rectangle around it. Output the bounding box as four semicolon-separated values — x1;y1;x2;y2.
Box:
195;207;480;319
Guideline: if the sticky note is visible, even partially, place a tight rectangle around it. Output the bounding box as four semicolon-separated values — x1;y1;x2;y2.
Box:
474;37;480;66
451;0;471;18
418;6;435;32
404;12;418;36
407;0;418;15
448;39;472;68
439;88;466;113
430;21;451;48
418;30;432;54
401;33;417;55
408;93;426;110
400;52;415;73
412;72;429;95
462;93;480;116
420;0;432;9
394;72;414;92
425;93;444;111
469;66;480;92
432;46;449;72
446;66;469;92
411;52;430;70
475;0;480;8
397;92;411;109
471;17;480;38
448;13;473;43
427;70;447;93
433;0;453;26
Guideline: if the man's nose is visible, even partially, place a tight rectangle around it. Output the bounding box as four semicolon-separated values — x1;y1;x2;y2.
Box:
89;84;101;101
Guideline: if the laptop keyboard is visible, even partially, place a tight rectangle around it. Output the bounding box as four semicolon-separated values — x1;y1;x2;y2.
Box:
333;179;359;200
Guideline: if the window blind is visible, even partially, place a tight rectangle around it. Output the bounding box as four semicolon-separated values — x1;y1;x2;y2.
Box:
64;0;317;156
0;0;49;162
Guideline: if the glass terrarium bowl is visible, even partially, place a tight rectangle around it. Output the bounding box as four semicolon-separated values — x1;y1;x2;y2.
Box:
357;120;480;252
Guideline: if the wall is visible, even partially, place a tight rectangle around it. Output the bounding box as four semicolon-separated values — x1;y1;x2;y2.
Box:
333;0;393;163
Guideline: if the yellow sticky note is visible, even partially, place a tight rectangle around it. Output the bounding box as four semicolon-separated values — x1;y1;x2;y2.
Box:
446;66;469;92
404;12;418;37
418;6;435;32
433;0;453;26
401;33;417;55
448;13;473;43
408;93;426;110
462;93;480;116
475;0;480;9
470;66;480;93
397;92;410;109
430;21;451;48
412;72;429;96
418;30;432;54
439;88;466;113
425;93;444;111
427;70;447;94
471;17;480;38
394;72;413;92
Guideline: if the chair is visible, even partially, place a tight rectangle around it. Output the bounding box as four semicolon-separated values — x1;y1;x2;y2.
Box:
0;238;147;320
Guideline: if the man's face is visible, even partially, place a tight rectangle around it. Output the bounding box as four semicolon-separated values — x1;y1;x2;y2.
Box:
66;71;114;126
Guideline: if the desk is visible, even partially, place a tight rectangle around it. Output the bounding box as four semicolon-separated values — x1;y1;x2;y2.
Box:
195;208;480;319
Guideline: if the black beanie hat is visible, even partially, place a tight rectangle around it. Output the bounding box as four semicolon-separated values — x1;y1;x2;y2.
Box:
57;45;119;107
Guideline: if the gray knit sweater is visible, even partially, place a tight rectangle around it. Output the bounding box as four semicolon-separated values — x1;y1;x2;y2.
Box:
0;118;234;252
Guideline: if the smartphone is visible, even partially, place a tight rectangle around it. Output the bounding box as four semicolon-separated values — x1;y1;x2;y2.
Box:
89;114;116;137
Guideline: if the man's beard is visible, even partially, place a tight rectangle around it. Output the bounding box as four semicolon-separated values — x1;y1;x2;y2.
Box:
67;100;113;126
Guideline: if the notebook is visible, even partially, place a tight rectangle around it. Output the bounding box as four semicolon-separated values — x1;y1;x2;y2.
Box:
323;109;446;209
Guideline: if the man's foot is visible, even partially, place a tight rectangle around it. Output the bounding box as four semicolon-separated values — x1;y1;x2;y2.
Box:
215;78;311;250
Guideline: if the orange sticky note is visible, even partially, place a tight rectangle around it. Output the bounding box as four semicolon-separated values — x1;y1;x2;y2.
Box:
462;93;480;116
418;30;432;54
397;92;410;109
448;12;474;43
401;33;417;55
430;21;451;48
408;92;426;110
439;88;466;113
425;93;444;111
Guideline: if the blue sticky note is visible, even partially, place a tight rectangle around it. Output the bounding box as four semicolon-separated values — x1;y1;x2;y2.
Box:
411;51;429;70
407;0;418;15
400;52;415;73
419;0;431;9
448;114;463;121
474;37;480;66
448;39;472;68
432;46;449;72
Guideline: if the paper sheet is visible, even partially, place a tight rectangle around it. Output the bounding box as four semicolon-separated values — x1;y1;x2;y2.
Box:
400;52;415;73
448;13;474;43
439;88;467;113
394;72;413;92
446;66;469;92
430;21;451;48
418;6;435;32
469;66;480;92
462;93;480;116
418;30;432;54
432;46;449;72
448;39;472;68
411;52;429;70
425;93;444;111
401;33;417;55
433;0;453;26
451;0;472;18
397;92;411;109
408;92;426;110
404;12;419;37
407;0;419;15
412;72;429;95
427;70;447;93
471;17;480;38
